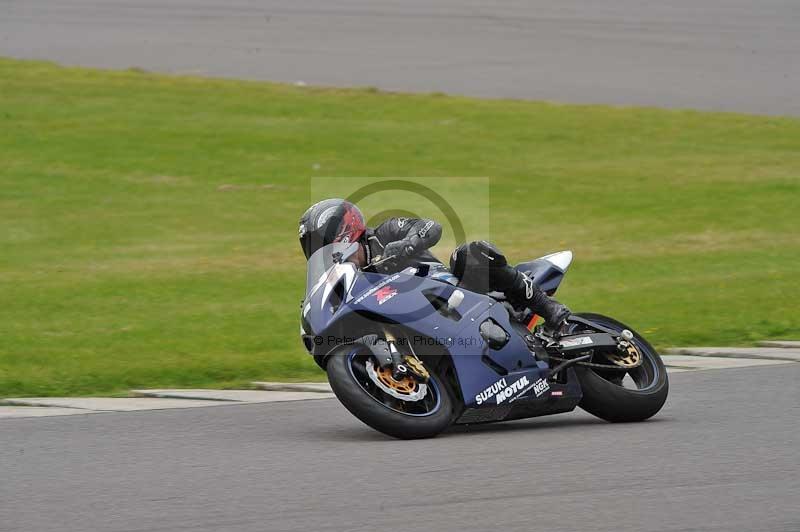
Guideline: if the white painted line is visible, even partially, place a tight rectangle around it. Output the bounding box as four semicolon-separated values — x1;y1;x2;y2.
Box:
1;398;236;411
132;389;334;402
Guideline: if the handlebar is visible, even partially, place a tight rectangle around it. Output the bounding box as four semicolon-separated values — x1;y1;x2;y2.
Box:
366;241;417;270
368;254;398;268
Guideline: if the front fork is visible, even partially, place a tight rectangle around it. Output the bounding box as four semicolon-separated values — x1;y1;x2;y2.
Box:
356;333;429;382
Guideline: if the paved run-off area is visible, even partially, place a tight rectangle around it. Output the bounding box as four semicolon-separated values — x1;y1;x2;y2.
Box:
1;0;798;115
1;364;798;532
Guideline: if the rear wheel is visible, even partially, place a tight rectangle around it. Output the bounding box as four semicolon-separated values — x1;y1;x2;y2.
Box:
326;346;456;439
572;313;668;422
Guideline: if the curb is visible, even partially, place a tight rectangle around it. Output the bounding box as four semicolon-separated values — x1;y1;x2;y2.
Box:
0;390;336;418
664;347;800;363
132;389;334;402
756;340;800;349
131;390;240;401
252;381;332;393
0;398;96;410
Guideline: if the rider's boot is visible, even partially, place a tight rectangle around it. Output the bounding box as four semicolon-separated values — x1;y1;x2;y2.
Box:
450;240;571;332
506;270;571;332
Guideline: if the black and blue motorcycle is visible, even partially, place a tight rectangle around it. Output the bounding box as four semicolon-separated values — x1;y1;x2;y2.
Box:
300;242;668;439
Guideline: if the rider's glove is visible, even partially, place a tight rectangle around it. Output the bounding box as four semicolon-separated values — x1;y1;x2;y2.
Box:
382;238;417;260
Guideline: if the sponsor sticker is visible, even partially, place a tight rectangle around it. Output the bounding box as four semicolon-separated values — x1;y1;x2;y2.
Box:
375;286;398;305
475;375;553;405
475;377;506;406
532;378;550;397
550;390;563;397
496;376;531;404
353;274;400;304
560;336;594;348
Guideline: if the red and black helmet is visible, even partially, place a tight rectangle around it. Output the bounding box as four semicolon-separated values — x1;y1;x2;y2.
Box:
298;199;366;259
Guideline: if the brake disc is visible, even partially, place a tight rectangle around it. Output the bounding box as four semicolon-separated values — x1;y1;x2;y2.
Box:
366;359;429;402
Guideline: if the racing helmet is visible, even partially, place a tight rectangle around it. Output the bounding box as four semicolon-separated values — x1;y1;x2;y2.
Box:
298;198;366;259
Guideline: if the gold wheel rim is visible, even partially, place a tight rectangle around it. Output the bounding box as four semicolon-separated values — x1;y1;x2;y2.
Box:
607;343;642;368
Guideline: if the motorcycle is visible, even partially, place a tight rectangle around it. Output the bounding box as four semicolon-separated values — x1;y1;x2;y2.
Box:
300;242;668;439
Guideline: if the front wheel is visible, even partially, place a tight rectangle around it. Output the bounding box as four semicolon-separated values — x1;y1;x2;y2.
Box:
325;346;457;439
572;313;669;422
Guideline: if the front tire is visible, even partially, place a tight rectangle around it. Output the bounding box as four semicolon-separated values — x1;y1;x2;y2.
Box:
573;313;669;422
326;347;457;439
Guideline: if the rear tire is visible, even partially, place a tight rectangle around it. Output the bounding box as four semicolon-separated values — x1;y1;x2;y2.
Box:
574;313;668;422
326;347;456;439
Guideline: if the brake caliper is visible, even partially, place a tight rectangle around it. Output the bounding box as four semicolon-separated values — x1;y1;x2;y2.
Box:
403;355;430;382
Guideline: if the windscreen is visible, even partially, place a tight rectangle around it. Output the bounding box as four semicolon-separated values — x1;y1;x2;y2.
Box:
305;242;359;298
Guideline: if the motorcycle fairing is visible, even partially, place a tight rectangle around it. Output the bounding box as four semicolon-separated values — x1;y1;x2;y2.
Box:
516;250;573;296
302;250;581;416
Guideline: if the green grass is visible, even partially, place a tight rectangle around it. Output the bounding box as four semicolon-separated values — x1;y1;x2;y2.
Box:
1;57;799;397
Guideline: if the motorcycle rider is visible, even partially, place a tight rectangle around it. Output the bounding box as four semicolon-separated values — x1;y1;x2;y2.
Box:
298;198;570;330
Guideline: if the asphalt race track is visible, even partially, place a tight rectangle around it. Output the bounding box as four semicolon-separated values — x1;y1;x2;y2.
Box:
2;364;798;532
1;0;799;115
